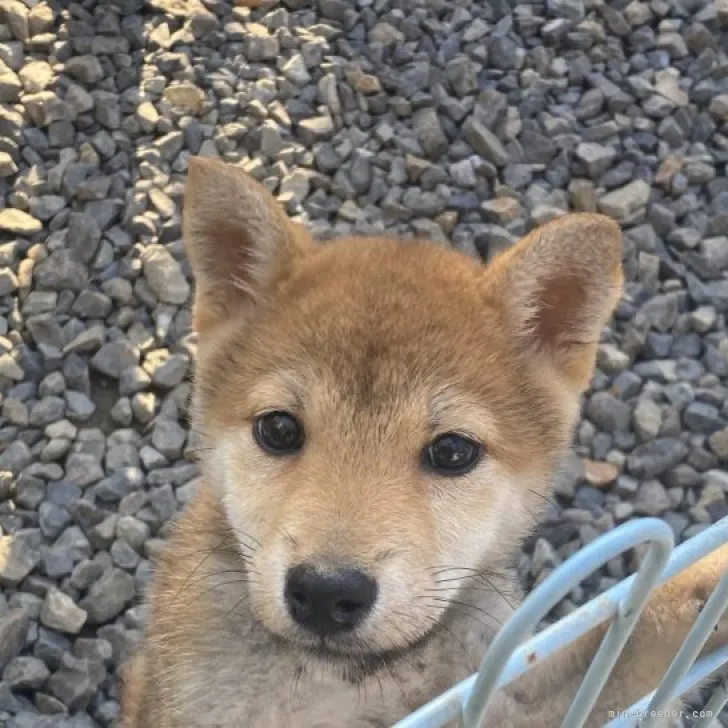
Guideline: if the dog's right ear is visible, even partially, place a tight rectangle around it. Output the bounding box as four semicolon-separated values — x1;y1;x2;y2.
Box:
182;157;315;334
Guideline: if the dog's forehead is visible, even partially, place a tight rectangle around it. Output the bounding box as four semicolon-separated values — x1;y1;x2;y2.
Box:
235;240;528;437
268;240;498;387
290;240;489;335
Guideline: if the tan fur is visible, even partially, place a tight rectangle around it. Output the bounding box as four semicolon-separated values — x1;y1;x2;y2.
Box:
119;158;728;728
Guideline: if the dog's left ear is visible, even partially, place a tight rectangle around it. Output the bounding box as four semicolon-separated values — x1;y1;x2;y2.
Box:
182;157;316;335
485;213;623;391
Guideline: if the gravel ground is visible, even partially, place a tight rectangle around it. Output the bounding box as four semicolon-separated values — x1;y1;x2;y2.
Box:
0;0;727;725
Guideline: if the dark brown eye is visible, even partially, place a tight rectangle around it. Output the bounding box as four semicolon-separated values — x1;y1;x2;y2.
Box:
254;411;304;455
424;433;483;476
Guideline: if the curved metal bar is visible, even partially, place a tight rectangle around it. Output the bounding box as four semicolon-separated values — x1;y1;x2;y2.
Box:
462;518;675;728
393;516;728;728
557;523;674;728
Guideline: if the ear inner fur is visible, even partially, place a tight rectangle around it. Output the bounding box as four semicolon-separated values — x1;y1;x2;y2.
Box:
182;157;316;334
483;213;624;391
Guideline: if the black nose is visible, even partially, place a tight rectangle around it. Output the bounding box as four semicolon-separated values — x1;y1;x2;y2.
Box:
284;564;378;636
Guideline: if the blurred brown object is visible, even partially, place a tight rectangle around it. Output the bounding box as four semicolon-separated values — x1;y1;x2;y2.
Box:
234;0;266;6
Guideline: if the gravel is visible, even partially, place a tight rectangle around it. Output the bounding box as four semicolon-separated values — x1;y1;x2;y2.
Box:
0;0;727;725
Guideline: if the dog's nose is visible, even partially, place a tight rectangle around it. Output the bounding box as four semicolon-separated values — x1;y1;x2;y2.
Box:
284;564;378;636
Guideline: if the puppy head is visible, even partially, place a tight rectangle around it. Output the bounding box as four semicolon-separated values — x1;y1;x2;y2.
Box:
183;158;623;671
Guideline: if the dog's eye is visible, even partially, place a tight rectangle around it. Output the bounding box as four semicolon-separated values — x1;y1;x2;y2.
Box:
424;433;482;476
254;411;304;454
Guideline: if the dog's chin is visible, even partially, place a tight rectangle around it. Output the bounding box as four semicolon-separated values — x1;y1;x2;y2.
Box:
274;623;443;684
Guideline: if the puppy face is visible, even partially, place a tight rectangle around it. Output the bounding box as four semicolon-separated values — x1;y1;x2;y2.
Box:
182;158;623;671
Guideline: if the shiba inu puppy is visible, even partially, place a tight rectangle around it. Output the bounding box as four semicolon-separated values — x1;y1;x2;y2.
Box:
119;157;728;728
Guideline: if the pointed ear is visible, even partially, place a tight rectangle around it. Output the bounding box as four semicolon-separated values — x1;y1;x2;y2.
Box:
182;157;315;334
485;213;623;391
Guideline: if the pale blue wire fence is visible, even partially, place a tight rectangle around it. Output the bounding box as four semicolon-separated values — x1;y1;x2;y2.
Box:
394;515;728;728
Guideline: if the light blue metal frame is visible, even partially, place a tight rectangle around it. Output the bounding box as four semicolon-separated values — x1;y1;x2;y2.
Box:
394;516;728;728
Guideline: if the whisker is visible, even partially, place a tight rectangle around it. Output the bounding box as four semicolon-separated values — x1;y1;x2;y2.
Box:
423;597;504;631
222;591;253;622
290;664;305;706
430;565;508;578
432;573;511;588
190;567;261;583
426;584;512;599
389;607;475;672
172;539;234;604
432;577;517;612
202;577;253;594
528;487;558;510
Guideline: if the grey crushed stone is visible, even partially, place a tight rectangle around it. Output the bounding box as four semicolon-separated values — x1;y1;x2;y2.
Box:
0;0;727;726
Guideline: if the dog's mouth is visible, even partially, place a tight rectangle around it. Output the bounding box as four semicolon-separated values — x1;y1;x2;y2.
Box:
274;622;444;683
